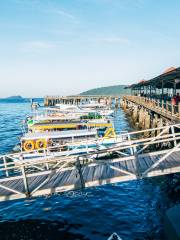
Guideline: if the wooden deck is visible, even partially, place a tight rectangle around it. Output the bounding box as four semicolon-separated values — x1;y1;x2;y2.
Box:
0;124;180;202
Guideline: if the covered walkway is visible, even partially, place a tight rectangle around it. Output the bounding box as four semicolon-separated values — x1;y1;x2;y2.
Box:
128;67;180;101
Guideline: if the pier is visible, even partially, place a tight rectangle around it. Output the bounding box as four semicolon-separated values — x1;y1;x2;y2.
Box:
120;95;180;130
120;67;180;129
121;95;180;122
0;124;179;202
44;95;120;107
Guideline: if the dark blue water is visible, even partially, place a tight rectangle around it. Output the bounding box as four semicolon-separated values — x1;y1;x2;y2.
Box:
0;102;174;240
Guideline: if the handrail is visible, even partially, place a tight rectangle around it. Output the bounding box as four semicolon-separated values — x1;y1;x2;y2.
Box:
0;123;179;198
123;95;180;119
0;124;180;172
1;123;180;160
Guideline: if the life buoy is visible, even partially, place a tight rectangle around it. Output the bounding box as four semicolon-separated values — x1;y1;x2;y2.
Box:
35;139;47;150
23;140;35;151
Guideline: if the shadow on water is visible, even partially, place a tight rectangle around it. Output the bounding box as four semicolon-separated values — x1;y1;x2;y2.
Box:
0;219;89;240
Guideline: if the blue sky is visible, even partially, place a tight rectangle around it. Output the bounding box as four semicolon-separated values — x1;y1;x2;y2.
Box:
0;0;180;97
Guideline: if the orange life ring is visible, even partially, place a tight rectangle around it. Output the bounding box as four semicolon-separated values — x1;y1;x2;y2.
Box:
35;139;47;149
23;140;35;152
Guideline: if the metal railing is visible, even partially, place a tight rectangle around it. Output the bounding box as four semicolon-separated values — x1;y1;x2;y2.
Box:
0;124;180;198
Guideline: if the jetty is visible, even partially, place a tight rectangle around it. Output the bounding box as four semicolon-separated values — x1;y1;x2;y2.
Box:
0;124;179;202
120;67;180;130
44;95;120;107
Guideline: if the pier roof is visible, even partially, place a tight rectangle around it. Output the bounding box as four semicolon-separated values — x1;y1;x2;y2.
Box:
127;66;180;89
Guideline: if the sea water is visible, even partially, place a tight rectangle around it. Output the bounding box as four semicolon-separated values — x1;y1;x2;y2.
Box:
0;102;176;240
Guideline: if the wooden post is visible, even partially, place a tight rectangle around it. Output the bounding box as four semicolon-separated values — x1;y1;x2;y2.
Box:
123;100;127;111
178;102;180;118
157;100;160;108
21;166;30;196
161;80;164;99
173;82;177;95
166;101;168;113
171;103;174;116
162;100;164;112
150;85;152;97
115;97;118;108
144;112;150;133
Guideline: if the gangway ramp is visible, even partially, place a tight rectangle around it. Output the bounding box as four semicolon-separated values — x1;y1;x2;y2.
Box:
0;124;180;202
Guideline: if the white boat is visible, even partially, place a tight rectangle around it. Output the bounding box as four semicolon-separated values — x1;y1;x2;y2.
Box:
16;128;128;161
55;103;114;117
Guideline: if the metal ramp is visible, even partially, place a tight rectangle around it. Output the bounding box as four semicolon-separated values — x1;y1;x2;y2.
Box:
0;124;180;202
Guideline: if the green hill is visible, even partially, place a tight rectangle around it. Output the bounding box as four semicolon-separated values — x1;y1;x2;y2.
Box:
80;85;130;96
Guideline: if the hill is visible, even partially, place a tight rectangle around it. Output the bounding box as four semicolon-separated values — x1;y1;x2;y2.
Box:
80;85;130;96
0;96;29;103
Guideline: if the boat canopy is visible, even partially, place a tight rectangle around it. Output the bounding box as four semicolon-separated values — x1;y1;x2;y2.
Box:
21;129;97;141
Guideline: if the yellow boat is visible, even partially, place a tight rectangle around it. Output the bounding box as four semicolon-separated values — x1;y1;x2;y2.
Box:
29;120;113;132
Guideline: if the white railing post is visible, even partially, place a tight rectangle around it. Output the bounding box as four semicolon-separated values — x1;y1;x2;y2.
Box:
127;133;133;155
3;156;9;177
43;149;49;170
171;125;177;147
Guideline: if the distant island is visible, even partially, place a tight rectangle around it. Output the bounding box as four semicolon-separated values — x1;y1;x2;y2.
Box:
0;96;29;103
80;85;130;96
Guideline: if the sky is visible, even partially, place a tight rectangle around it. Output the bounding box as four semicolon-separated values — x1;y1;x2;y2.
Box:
0;0;180;97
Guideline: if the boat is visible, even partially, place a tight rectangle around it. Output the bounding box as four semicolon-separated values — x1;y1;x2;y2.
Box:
21;123;117;150
55;103;114;116
13;101;123;161
26;109;104;128
27;119;113;133
15;127;128;161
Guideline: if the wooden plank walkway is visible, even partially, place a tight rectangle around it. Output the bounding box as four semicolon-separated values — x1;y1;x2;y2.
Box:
0;148;179;202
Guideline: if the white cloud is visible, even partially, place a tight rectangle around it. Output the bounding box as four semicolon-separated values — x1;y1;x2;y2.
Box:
50;8;79;24
54;9;75;20
99;37;130;44
20;41;56;51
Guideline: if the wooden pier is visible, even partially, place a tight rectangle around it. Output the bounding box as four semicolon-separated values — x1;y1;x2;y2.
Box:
0;124;179;202
44;95;120;107
120;95;180;131
121;95;180;123
122;67;180;128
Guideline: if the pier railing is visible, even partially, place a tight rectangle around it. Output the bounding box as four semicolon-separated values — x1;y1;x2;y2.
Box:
123;95;180;120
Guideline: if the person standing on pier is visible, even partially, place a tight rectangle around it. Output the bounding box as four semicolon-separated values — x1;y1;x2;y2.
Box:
172;95;177;113
176;93;180;104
